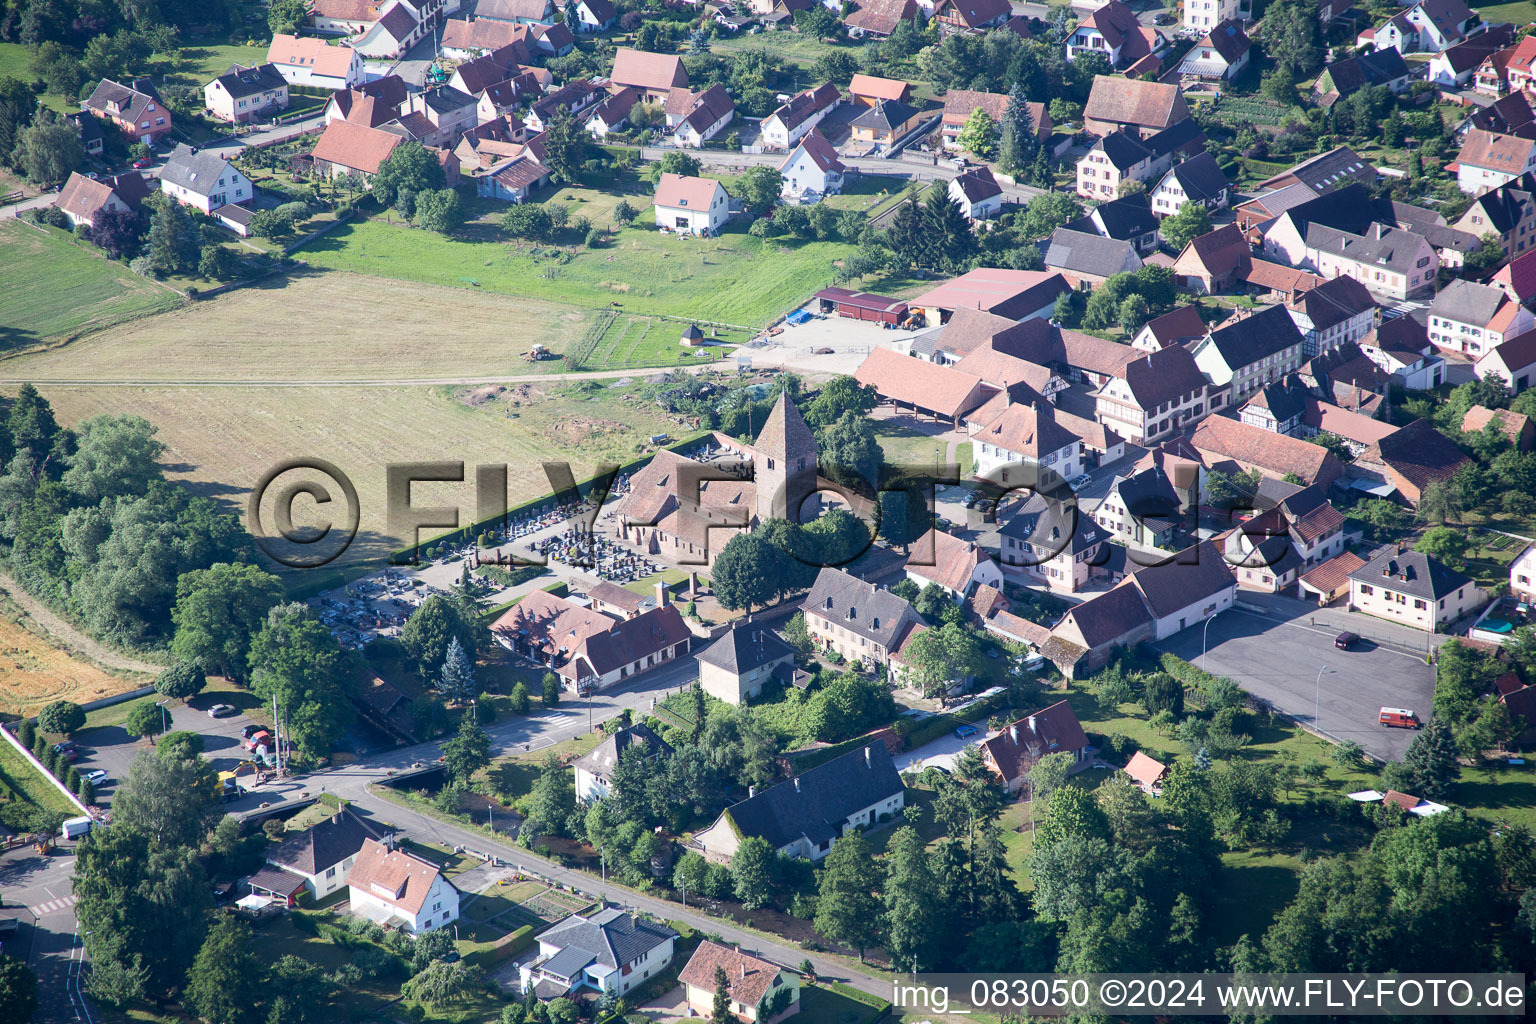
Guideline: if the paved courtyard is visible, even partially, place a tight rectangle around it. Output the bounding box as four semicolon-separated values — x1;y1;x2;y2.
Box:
1155;593;1442;761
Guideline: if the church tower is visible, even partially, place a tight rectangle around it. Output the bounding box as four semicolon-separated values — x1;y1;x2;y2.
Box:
754;393;818;524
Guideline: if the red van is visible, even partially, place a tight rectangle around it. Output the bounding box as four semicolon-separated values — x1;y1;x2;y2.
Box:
1379;707;1422;729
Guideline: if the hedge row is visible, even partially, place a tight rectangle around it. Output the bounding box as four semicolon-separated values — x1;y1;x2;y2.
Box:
465;924;535;969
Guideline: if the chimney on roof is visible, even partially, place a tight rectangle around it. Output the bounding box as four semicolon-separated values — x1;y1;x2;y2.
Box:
656;579;668;609
793;777;801;793
1027;715;1037;733
1009;724;1019;744
748;785;756;798
864;746;871;767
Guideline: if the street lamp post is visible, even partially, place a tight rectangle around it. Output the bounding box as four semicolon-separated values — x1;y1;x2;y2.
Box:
1315;665;1328;730
1201;610;1222;671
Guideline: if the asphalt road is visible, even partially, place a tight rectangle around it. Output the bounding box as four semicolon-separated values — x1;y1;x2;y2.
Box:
1155;592;1442;761
1;842;87;1024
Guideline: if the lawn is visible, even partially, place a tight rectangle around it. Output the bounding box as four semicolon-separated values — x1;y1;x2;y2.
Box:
798;984;887;1024
296;215;857;328
485;732;603;803
0;220;180;348
0;41;29;82
1457;760;1536;832
1470;0;1536;26
0;729;78;818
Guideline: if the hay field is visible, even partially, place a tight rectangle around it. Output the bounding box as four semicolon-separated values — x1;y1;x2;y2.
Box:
1;271;594;382
0;616;138;715
28;381;682;573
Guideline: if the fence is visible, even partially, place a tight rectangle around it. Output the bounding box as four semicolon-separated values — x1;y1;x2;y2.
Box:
0;721;91;816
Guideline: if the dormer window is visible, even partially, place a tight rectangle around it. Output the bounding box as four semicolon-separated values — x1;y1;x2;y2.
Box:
849;607;857;620
871;617;880;630
825;597;834;609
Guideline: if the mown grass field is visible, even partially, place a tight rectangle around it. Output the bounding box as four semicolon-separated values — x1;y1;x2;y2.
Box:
297;216;855;327
11;378;685;573
0;731;78;818
0;271;595;381
0;221;179;347
575;312;750;370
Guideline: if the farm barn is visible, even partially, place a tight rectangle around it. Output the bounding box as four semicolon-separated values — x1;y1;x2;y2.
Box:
814;287;910;325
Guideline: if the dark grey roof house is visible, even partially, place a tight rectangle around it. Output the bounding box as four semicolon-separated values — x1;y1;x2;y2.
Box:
1068;191;1160;255
571;723;673;800
263;805;396;898
527;908;679;998
696;741;904;861
1044;227;1142;283
697;624;800;704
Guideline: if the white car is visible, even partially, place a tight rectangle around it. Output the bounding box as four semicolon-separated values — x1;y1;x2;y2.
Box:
83;770;109;784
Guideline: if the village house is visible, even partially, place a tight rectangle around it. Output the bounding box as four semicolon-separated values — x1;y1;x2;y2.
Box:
1046;542;1238;676
1068;192;1161;256
844;0;920;37
1191;304;1307;410
855;348;999;426
997;492;1111;594
610;47;689;103
81;78;172;145
1284;275;1378;357
679;943;801;1024
265;34;365;89
353;2;425;59
1090;465;1183;549
801;567;922;669
262;806;396;901
1510;542;1536;602
1360;316;1447;391
931;0;1010;35
1177;19;1251;82
696;741;905;863
779;128;845;198
1082;75;1190;138
848;98;926;148
324;75;409;125
1349;548;1482;630
979;702;1091;793
1173;223;1252;295
585;86;641;137
310;118;403;179
1149;151;1231;218
1307;223;1438;302
697;625;799;705
760;82;841;150
1183;0;1244;33
1456;128;1536;194
1351;418;1470;505
1044;228;1141;285
474;145;551;203
669;84;735;148
477;0;555;23
1075;129;1166;200
54;171;152;228
347;839;459;933
1361;0;1479;54
941;90;1048;151
1475;327;1536;392
1428;279;1535;357
1256;147;1375;195
652;172;730;236
525;79;602;132
203;63;288;123
492;588;690;693
1454;174;1536;262
972;401;1084;486
1066;0;1165;68
1094;343;1212;445
522;909;677;998
1313;48;1411;104
440;16;530;56
905;529;1005;600
1132;304;1207;352
1191;414;1346;489
848;73;911;106
159;144;251;215
572;723;672;802
568;0;616;31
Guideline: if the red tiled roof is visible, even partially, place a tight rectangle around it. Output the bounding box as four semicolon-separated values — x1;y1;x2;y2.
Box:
855;347;992;418
1123;750;1166;788
611;47;688;91
980;701;1089;782
653;171;725;211
678;942;786;1013
311;119;401;174
849;73;910;101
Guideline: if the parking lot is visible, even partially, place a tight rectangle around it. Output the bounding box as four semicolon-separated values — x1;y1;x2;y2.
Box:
66;693;265;807
1155;595;1440;761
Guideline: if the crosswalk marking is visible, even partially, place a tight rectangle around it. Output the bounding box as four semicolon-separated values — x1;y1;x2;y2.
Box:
29;894;76;916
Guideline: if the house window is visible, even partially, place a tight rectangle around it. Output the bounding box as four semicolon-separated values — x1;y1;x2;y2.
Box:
325;867;337;879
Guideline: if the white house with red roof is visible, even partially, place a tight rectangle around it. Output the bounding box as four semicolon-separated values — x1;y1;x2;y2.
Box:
653;172;729;235
266;34;365;89
491;588;692;693
610;47;689;103
1427;279;1535;358
1476;327;1536;393
780;127;845;198
347;839;459;933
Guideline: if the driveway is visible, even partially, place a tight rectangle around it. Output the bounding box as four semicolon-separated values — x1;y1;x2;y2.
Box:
1154;593;1440;761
